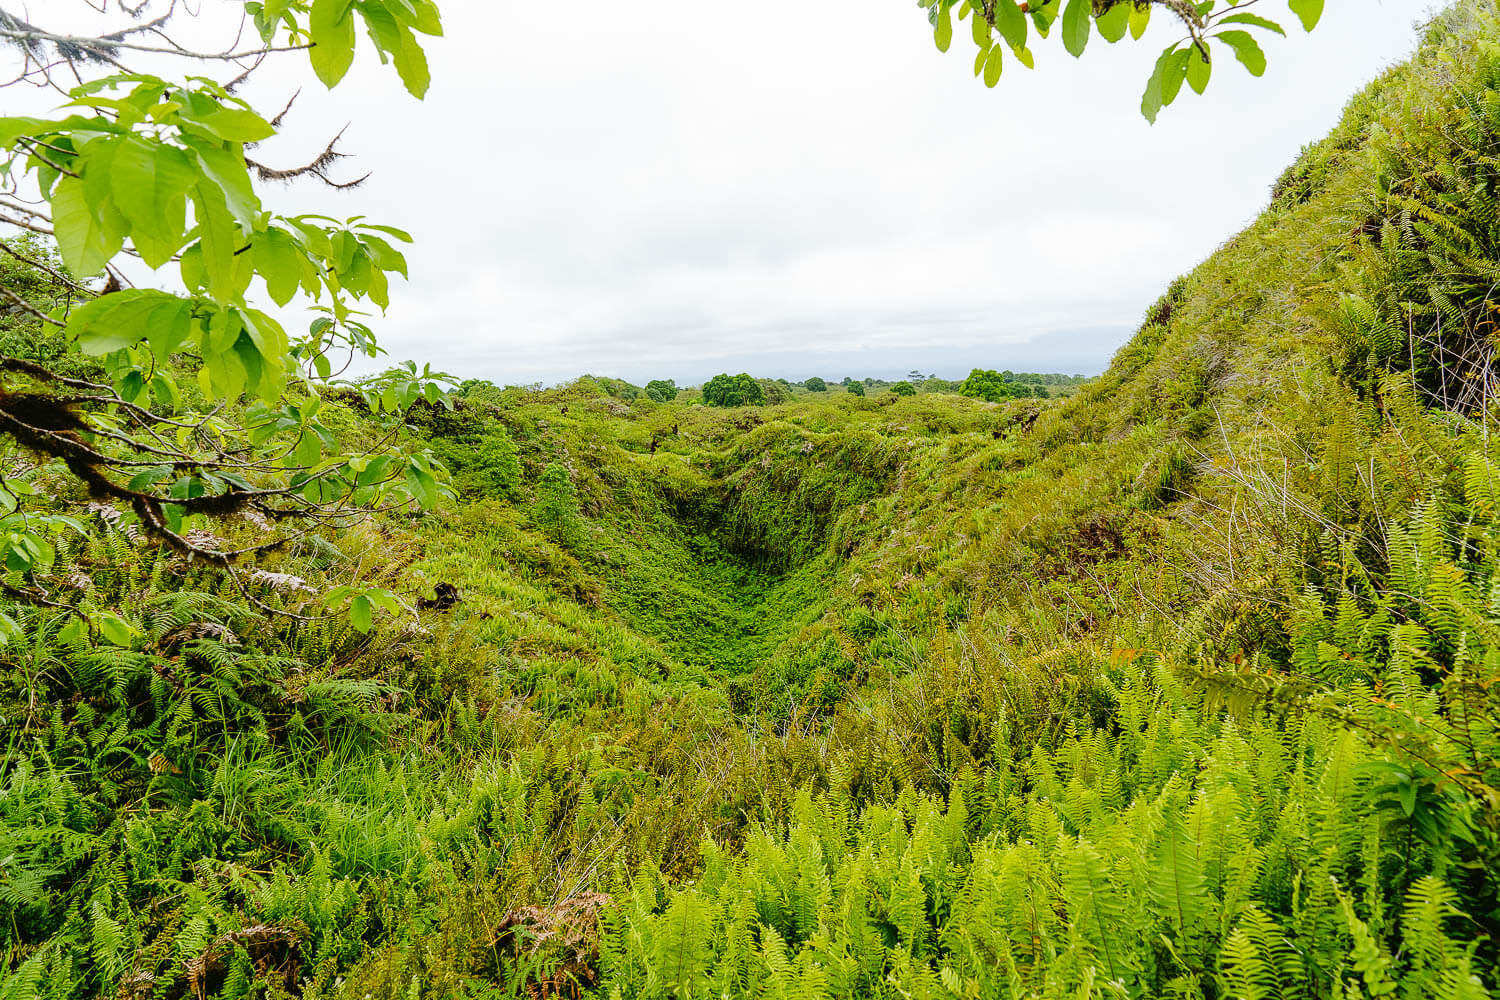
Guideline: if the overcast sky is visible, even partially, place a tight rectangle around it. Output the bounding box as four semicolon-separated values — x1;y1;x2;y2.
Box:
45;1;1439;384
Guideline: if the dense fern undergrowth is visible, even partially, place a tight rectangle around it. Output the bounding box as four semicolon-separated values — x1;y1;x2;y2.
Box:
10;4;1500;998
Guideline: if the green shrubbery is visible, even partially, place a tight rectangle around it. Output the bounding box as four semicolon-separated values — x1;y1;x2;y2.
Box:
533;461;586;549
958;367;1050;402
645;379;678;402
702;373;766;407
758;378;792;404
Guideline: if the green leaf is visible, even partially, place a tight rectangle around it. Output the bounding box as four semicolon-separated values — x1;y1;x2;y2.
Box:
1396;774;1416;816
935;5;953;52
1061;0;1090;57
349;593;373;632
25;534;52;570
178;95;274;142
1160;47;1191;105
359;223;413;242
366;587;405;615
241;308;290;370
1215;30;1267;76
0;116;49;147
146;297;193;359
1028;0;1059;36
993;0;1028;50
391;27;431;98
189;182;252;302
253;227;305;306
0;610;23;645
205;306;244;354
128;466;173;491
110;138;197;268
294;428;322;467
1288;0;1323;31
1141;45;1180;124
360;1;404;61
1186;46;1211;95
119;368;147;406
1095;2;1129;42
310;0;358;87
51;176;124;277
362;4;432;98
405;459;438;509
66;290;190;355
323;585;356;605
408;0;443;35
178;132;260;227
1128;3;1150;39
330;229;359;273
289;219;334;258
1216;12;1286;36
151;371;182;410
96;612;134;647
359;233;408;277
356;455;394;488
982;44;1003;87
367;264;390;309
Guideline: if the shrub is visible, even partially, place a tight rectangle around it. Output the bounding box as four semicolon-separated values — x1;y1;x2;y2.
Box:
702;373;765;407
469;430;522;498
534;462;586;548
757;379;791;404
645;379;679;403
890;381;916;397
804;377;828;392
957;369;1015;402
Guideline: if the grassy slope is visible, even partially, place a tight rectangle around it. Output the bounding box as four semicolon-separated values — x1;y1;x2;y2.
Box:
7;4;1500;998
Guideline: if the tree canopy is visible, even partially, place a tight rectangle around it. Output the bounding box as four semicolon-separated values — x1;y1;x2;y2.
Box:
924;0;1326;121
645;379;679;403
958;367;1053;401
702;373;765;407
0;1;451;632
758;378;792;404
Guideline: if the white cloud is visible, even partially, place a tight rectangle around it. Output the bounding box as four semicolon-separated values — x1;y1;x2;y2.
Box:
18;0;1439;383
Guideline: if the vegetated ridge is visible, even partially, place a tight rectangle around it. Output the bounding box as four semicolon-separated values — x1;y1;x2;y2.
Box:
5;4;1500;998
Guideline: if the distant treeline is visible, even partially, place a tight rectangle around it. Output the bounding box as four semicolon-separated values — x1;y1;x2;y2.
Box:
467;370;1092;408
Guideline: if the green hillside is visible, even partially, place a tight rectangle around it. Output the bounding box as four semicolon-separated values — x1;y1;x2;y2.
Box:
6;4;1500;998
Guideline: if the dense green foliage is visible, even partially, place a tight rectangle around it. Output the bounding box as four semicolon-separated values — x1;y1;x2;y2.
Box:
804;377;828;393
923;0;1325;121
702;373;767;407
0;0;453;635
958;367;1052;401
645;380;679;403
10;4;1500;1000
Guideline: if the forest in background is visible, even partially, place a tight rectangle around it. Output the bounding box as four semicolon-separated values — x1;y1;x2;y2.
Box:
4;2;1500;999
